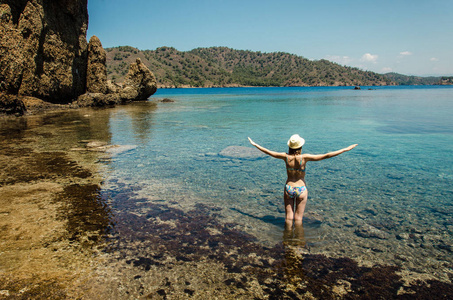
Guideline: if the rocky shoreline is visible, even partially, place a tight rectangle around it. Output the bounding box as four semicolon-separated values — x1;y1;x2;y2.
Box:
0;1;157;116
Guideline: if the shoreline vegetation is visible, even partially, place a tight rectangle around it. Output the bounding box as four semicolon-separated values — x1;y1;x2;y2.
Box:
106;46;452;89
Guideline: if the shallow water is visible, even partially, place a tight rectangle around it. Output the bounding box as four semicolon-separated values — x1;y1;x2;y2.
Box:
1;86;453;298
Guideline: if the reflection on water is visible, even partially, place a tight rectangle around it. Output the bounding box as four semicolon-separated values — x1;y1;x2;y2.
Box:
283;221;307;248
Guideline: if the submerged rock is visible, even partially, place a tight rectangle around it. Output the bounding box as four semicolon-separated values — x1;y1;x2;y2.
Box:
159;98;175;103
71;140;137;156
219;146;267;160
304;211;324;225
355;224;389;239
105;145;137;156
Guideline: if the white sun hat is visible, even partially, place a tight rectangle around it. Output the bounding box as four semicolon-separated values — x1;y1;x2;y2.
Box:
287;134;305;149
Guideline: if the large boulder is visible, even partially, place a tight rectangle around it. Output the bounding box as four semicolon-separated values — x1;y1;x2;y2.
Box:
86;35;107;94
0;0;88;103
120;58;157;100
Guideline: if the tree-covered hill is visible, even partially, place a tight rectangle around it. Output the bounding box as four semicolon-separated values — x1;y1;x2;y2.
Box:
382;72;441;85
106;46;395;88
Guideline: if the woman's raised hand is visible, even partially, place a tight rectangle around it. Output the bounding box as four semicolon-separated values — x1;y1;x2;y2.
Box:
248;137;256;146
346;144;358;151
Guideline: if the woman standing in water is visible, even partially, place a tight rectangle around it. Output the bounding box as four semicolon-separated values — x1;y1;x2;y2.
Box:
248;135;357;224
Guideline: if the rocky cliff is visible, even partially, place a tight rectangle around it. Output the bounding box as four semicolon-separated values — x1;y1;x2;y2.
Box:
0;0;157;115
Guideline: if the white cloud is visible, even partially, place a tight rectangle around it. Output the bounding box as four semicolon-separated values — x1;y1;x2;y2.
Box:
360;53;378;63
381;67;392;73
325;55;353;65
400;51;412;56
430;57;439;62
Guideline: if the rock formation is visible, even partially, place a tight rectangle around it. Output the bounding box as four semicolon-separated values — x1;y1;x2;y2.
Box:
120;58;157;101
76;57;157;107
86;35;107;94
0;0;157;114
0;0;88;103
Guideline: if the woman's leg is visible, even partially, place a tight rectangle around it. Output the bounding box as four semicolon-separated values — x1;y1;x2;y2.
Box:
284;191;295;221
294;190;308;222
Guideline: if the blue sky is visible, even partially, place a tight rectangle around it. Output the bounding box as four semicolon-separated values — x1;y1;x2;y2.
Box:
87;0;453;76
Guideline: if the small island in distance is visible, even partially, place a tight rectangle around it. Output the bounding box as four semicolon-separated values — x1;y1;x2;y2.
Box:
106;46;451;89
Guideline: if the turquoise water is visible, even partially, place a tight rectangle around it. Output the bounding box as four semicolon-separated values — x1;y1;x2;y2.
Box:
102;86;453;279
3;86;453;297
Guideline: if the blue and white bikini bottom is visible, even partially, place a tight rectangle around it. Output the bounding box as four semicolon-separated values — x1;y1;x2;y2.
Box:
285;184;307;199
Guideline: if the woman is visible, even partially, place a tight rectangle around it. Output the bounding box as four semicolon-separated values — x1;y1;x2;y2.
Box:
248;134;357;224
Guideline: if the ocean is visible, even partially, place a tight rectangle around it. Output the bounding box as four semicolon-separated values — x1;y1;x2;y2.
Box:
1;86;452;298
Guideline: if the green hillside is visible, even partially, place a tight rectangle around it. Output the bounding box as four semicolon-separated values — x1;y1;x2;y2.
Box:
382;72;441;85
106;46;395;88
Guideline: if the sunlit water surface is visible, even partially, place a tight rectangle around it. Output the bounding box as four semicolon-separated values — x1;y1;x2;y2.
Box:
4;86;452;290
88;86;452;277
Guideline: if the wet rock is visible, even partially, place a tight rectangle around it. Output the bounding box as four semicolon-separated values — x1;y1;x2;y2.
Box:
105;145;137;156
75;93;121;107
0;93;25;115
86;141;108;148
355;224;389;239
304;211;324;224
219;146;266;160
86;36;107;94
437;240;453;253
120;58;157;100
356;213;367;220
159;98;175;103
396;232;410;240
71;141;137;156
362;208;378;216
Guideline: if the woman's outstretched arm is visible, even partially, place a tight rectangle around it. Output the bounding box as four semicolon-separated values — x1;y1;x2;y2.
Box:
248;137;286;159
304;144;358;161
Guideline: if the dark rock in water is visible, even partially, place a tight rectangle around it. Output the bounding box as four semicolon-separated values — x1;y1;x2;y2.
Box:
304;211;324;224
120;58;157;101
0;93;25;115
86;36;107;94
437;240;453;253
362;208;378;216
396;233;410;240
355;224;389;239
159;98;175;103
219;146;266;160
354;86;361;90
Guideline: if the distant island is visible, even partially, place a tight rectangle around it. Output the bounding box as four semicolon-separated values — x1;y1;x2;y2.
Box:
105;46;449;88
